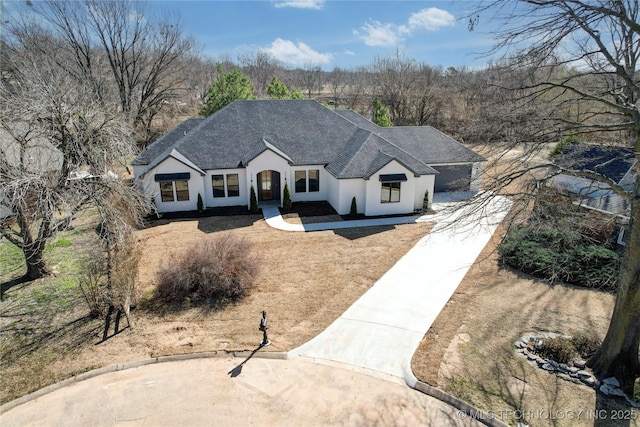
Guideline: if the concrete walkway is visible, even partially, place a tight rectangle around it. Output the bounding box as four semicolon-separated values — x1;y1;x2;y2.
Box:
287;193;513;386
262;204;427;232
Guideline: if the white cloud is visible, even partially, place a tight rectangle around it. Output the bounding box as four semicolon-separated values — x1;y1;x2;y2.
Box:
344;49;356;56
273;0;324;10
261;38;332;65
353;21;401;47
354;8;455;47
406;8;455;32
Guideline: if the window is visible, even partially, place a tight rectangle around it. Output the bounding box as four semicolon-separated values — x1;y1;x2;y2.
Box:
381;182;401;203
309;170;319;192
212;175;225;198
227;174;239;197
213;173;240;198
294;169;319;193
159;180;190;202
295;170;306;193
160;181;174;203
175;180;190;201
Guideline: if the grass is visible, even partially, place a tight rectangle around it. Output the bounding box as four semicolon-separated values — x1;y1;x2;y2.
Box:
0;222;104;404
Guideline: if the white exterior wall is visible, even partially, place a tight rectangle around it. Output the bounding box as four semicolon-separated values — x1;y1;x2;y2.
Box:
335;178;366;215
325;173;342;213
143;157;204;213
245;150;290;205
413;174;435;211
470;161;484;192
204;168;248;208
289;165;329;203
364;161;416;216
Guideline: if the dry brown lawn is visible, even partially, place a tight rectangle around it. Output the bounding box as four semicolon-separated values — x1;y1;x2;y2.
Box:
2;209;638;427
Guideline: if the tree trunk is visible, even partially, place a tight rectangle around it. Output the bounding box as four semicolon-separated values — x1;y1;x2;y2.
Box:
102;304;114;341
589;174;640;395
24;242;49;280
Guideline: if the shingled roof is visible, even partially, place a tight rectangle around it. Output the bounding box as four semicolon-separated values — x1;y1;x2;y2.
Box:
135;100;484;180
553;141;636;184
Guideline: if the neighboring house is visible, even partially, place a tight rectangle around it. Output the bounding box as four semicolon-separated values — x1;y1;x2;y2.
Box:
0;126;63;219
549;141;637;245
132;100;485;216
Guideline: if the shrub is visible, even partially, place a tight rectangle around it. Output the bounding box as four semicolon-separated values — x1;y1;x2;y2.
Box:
197;193;204;212
549;135;581;157
350;196;358;217
282;182;292;210
571;331;601;359
422;190;429;212
538;337;575;365
155;233;259;305
499;225;620;289
249;186;259;213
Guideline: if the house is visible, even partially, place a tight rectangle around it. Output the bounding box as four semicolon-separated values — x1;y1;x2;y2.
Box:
132;100;485;216
549;141;637;245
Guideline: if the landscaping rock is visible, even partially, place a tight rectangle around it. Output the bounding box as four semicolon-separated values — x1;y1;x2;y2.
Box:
581;376;597;387
573;358;586;369
567;366;580;374
576;370;592;379
602;377;620;387
599;383;626;397
541;363;556;372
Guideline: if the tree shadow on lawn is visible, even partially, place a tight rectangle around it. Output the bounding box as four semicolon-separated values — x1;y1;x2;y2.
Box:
2;313;101;361
1;274;31;301
333;225;396;240
143;206;262;234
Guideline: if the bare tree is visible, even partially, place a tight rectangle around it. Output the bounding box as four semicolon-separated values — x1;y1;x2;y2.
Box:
240;51;284;98
0;19;145;280
471;0;640;394
372;50;420;125
326;67;349;108
24;0;196;146
296;63;324;99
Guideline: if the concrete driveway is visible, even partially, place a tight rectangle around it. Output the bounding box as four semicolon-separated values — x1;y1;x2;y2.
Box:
288;194;513;386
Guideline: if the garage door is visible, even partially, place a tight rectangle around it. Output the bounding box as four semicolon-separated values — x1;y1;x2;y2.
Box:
433;165;472;192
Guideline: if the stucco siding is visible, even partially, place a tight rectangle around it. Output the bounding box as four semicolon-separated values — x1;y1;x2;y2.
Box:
413;174;435;211
364;161;416;216
289;165;328;203
245;150;290;205
204;168;247;208
144;157;204;213
335;178;366;215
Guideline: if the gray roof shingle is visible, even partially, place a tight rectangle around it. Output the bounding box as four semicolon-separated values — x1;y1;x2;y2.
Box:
132;118;203;166
136;100;483;180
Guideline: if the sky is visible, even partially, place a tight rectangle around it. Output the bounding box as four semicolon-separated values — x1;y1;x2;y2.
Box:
147;0;497;70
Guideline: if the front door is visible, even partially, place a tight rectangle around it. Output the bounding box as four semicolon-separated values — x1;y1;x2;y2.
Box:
257;170;281;202
258;170;272;200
